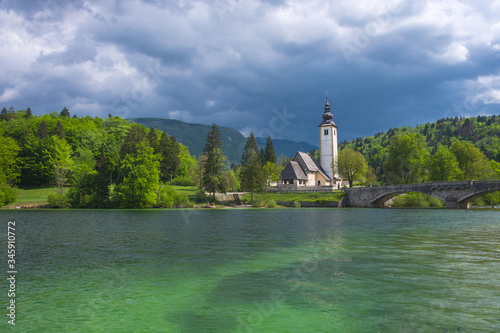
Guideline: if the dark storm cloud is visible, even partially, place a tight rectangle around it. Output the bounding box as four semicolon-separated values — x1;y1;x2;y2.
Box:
1;0;500;145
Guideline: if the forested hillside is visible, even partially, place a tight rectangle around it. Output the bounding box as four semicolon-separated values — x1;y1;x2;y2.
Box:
340;115;500;182
0;108;196;207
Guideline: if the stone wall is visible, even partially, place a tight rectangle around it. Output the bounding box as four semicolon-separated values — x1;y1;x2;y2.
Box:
276;201;340;207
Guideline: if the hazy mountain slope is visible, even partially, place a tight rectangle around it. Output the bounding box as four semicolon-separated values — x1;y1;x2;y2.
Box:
129;118;247;163
255;137;318;158
130;118;319;163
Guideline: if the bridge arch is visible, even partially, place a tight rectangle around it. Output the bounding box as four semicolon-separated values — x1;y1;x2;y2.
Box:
457;189;500;208
370;190;446;208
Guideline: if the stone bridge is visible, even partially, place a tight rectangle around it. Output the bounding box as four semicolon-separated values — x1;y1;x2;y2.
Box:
342;181;500;208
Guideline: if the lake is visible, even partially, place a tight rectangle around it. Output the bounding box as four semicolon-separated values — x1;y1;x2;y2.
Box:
1;208;499;332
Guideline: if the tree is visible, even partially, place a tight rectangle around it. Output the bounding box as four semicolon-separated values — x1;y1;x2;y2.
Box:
67;149;98;207
262;161;280;204
202;124;227;200
118;124;148;182
48;135;74;195
60;107;70;117
240;132;263;202
114;142;160;208
0;136;21;186
264;136;277;164
177;144;196;178
159;132;180;181
194;154;208;188
429;146;462;181
38;120;48;139
68;148;110;208
384;134;430;184
25;107;32;119
449;140;495;180
334;147;368;187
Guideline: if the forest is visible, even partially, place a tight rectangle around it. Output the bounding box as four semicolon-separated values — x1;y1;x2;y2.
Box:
339;115;500;182
0;107;200;208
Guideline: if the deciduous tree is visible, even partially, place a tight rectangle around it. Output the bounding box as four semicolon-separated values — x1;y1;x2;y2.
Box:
115;142;160;208
429;146;462;181
449;140;495;180
334;147;368;187
384;134;430;184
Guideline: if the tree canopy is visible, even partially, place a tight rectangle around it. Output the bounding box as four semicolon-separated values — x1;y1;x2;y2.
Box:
335;147;368;187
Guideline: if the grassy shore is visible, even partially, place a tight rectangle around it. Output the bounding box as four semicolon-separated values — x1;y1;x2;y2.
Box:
4;187;64;208
241;191;344;204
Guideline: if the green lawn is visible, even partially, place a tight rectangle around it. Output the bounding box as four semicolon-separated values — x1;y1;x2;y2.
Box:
169;185;199;195
6;187;66;207
241;191;344;203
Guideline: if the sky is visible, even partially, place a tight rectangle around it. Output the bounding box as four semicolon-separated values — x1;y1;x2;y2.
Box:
1;0;500;145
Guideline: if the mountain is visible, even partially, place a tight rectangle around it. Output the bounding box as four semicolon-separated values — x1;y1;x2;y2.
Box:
255;137;318;158
129;118;318;163
129;118;247;163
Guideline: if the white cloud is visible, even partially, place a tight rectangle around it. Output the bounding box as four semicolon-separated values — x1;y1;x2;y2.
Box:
168;110;193;122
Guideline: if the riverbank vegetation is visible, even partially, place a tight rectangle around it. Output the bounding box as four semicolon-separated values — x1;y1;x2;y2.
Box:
241;191;344;207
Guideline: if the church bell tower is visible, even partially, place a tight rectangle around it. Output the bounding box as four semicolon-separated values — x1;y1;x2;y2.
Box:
319;97;338;180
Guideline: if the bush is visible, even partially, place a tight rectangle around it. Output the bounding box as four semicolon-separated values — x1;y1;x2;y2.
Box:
48;191;68;208
252;198;265;207
169;176;195;186
266;199;277;208
193;189;208;204
0;185;16;206
293;200;301;208
156;185;193;208
157;186;176;208
175;194;192;208
391;193;444;208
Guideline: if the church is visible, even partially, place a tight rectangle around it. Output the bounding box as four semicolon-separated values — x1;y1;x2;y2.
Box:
278;98;343;191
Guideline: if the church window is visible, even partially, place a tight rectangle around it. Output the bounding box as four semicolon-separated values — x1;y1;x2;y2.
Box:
324;129;329;135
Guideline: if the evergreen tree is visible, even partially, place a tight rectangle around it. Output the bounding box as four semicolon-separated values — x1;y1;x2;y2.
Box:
264;136;276;164
240;132;263;202
202;123;226;200
60;107;70;117
38;120;48;139
148;127;159;154
25;107;32;119
0;107;7;121
158;132;180;181
52;120;64;138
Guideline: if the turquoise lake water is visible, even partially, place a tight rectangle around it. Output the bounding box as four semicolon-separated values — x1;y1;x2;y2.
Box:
0;208;499;332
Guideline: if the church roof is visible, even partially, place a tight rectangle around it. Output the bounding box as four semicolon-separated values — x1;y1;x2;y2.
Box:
295;152;332;181
280;161;308;180
280;152;332;181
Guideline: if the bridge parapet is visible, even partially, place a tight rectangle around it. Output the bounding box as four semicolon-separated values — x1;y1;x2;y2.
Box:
342;181;500;209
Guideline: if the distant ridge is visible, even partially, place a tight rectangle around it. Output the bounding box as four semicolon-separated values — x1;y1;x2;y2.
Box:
255;137;318;159
129;117;318;163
